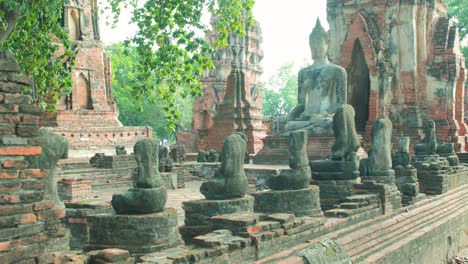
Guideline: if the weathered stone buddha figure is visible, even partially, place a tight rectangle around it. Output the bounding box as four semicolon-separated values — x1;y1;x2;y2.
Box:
414;120;437;156
200;133;249;200
280;19;347;136
111;139;167;214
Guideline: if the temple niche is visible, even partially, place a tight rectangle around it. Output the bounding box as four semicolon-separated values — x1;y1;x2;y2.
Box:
43;0;151;157
178;17;266;154
327;0;467;151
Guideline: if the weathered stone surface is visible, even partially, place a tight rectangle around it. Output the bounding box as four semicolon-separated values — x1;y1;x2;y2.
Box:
267;130;311;190
25;128;69;208
197;150;208;163
314;179;357;211
360;117;394;178
181;196;254;240
392;137;412;168
111;139;167;214
252;186;321;217
169;144;185;163
331;104;360;160
87;208;182;254
311;159;360;180
297;239;351;264
280;19;347;137
158;144;173;172
200;133;248;200
414;120;437;155
115;144;127;155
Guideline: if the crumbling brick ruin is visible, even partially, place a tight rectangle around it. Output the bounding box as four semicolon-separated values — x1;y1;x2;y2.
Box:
327;0;467;151
42;0;151;157
178;17;266;154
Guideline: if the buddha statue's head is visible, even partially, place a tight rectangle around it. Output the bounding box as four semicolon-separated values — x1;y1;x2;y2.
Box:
309;18;328;61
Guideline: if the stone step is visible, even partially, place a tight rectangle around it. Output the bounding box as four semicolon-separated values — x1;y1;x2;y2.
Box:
324;203;380;218
343;194;380;205
337;186;468;262
349;189;468;262
339;202;361;209
320;184;465;243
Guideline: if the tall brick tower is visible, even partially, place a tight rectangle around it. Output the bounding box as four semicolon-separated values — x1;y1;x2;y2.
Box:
44;0;151;157
327;0;467;151
179;18;266;154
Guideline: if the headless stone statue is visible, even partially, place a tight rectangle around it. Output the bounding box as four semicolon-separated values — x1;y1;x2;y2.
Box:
392;137;412;168
267;130;311;190
112;139;167;214
280;19;347;137
360;117;394;176
115;145;127;155
414;120;437;155
25;128;68;208
158;144;173;172
200;133;249;200
331;104;360;160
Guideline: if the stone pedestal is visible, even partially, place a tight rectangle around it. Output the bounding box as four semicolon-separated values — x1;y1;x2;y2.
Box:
312;180;359;211
251;186;322;216
311;159;360;180
87;208;182;254
181;196;254;241
254;136;335;164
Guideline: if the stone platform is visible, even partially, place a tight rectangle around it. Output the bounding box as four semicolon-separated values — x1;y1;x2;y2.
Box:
254;136;367;165
180;196;254;241
251;186;322;217
86;208;182;254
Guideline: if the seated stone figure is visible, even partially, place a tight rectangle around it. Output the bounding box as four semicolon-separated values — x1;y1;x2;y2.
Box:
115;144;127;155
280;19;347;137
392;137;412;168
360;117;394;177
436;142;460;166
267;130;311;190
414;120;437;155
311;104;361;180
158;144;173;172
112;139;167;214
200;133;249;200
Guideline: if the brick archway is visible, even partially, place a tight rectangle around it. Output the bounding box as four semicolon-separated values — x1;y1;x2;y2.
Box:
339;14;379;132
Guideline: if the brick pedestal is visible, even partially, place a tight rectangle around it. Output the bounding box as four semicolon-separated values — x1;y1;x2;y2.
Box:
251;186;322;217
312;179;359;211
180;196;254;241
87;208;182;254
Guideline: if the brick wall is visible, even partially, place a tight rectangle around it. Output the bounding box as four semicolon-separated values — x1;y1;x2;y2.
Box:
0;52;66;263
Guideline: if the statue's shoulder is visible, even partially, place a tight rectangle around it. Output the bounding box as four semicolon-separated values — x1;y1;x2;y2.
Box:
298;65;314;75
322;63;347;77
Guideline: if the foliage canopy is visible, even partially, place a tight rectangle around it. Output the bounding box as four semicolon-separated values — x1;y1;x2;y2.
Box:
104;0;255;130
105;42;193;141
0;0;73;111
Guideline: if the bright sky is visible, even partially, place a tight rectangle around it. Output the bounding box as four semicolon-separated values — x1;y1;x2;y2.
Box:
99;0;328;83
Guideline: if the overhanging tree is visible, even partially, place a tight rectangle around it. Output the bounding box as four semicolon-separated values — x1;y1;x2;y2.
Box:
0;0;74;111
104;0;255;130
0;0;255;125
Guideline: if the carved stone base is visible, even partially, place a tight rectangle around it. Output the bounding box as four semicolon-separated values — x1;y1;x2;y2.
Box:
312;179;359;211
86;208;182;254
251;186;322;217
181;196;254;241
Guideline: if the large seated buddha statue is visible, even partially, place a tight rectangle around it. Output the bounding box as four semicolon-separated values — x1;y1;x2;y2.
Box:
279;19;347;137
